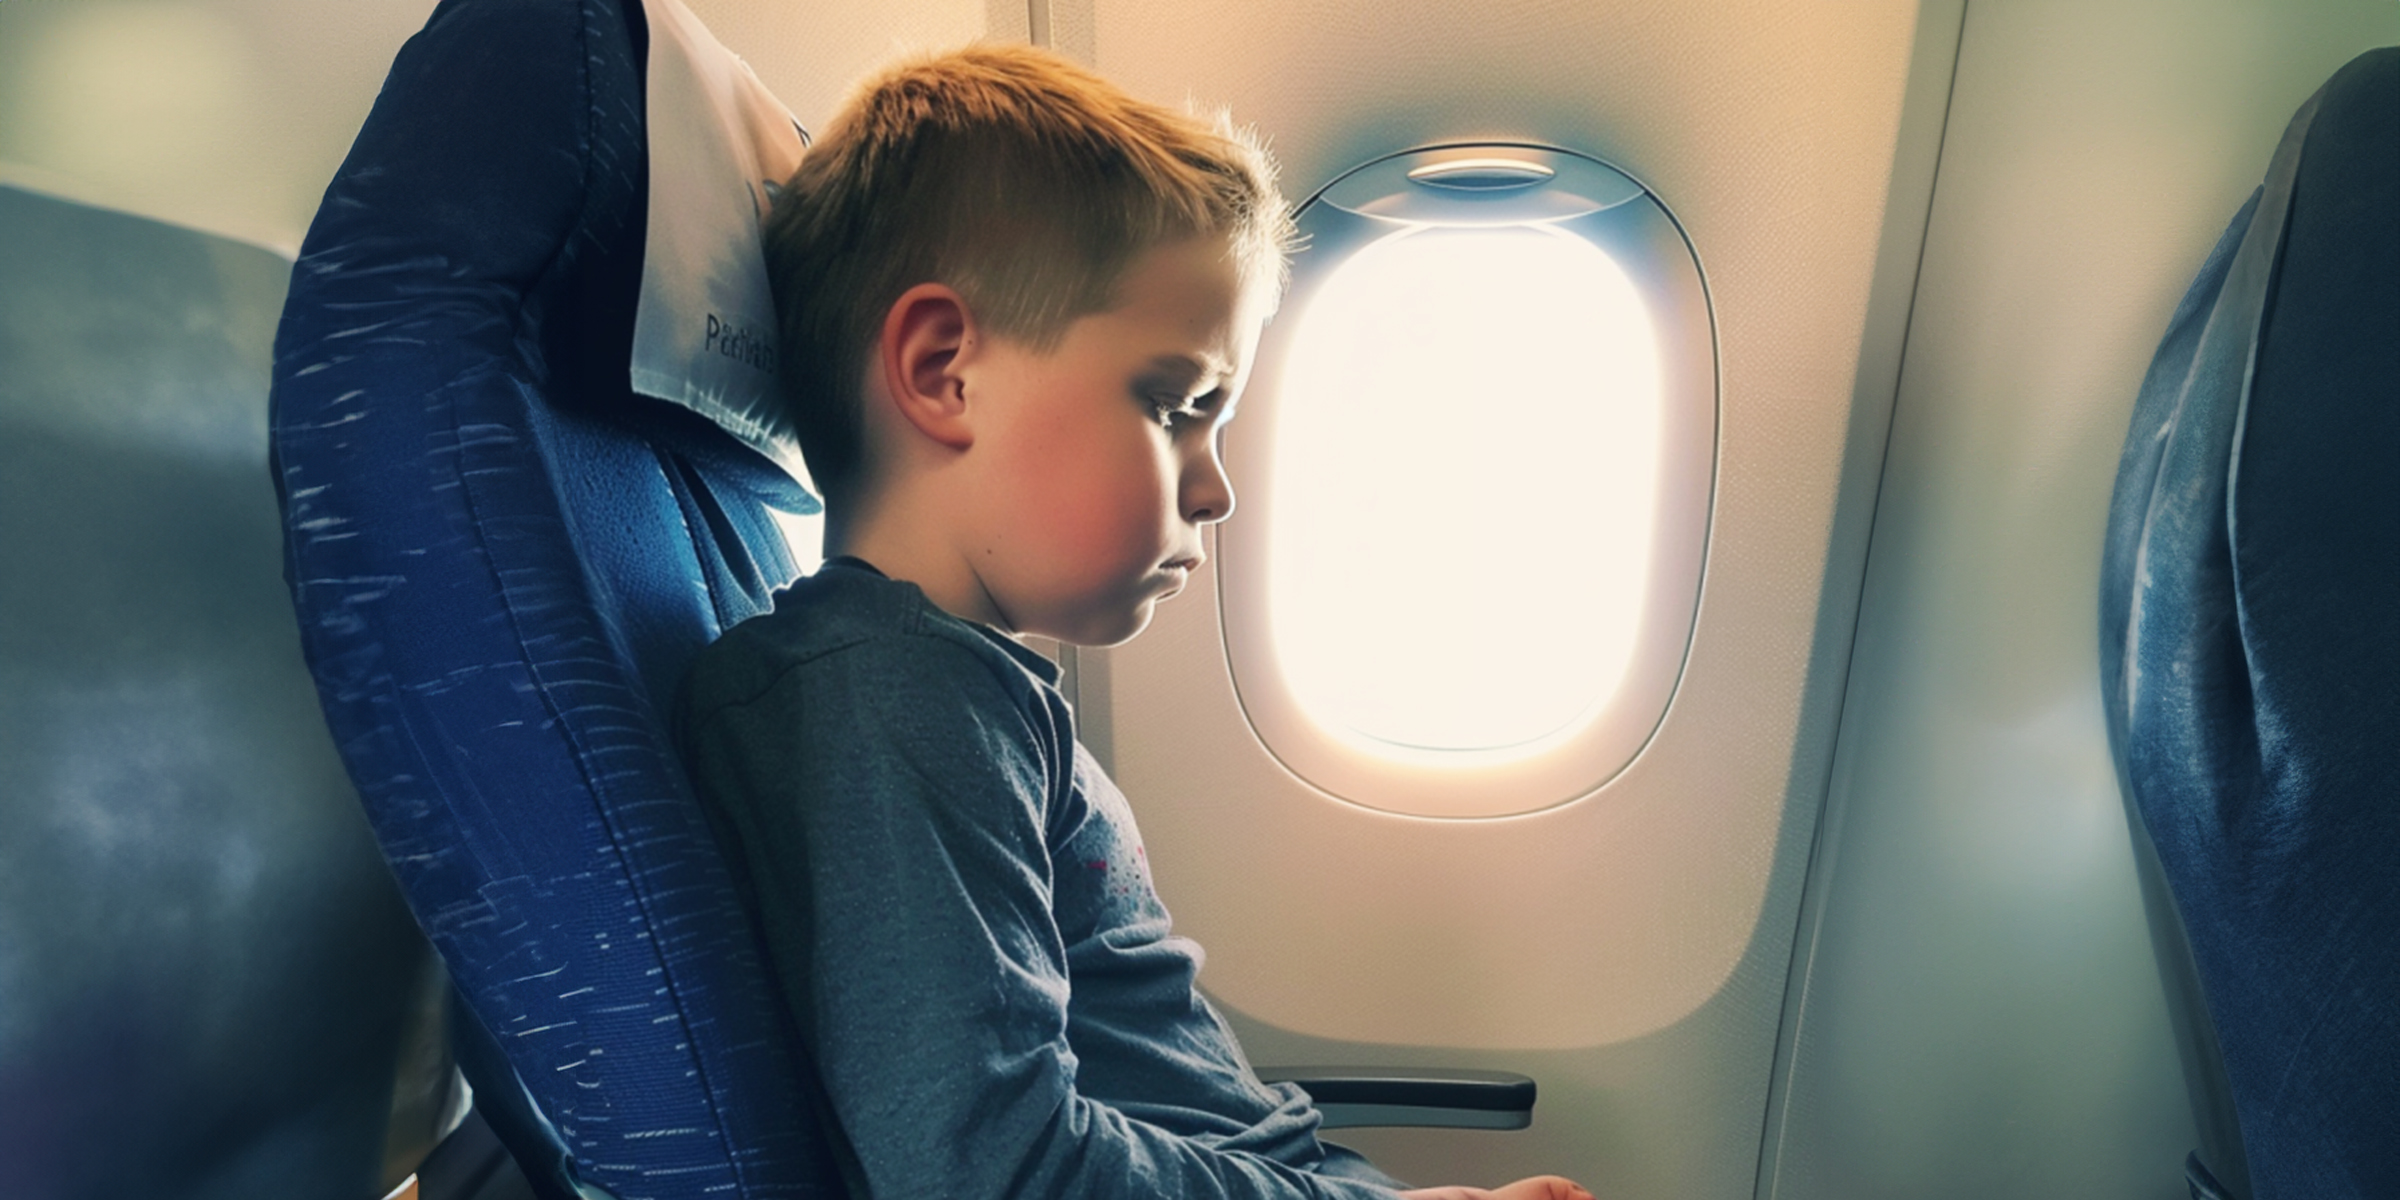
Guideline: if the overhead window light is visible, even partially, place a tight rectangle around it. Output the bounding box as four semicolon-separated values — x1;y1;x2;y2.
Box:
1218;145;1716;819
1405;156;1556;190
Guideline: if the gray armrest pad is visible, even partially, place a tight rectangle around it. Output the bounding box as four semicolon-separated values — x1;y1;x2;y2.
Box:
1255;1068;1536;1130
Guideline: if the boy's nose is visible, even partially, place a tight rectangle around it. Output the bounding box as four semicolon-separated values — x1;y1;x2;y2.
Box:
1183;448;1236;525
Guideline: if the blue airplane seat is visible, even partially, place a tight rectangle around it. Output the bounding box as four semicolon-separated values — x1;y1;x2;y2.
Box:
0;183;446;1200
269;0;845;1196
2101;47;2399;1200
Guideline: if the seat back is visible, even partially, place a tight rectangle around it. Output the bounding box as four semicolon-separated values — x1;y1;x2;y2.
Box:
2101;47;2400;1200
270;0;844;1195
0;180;438;1200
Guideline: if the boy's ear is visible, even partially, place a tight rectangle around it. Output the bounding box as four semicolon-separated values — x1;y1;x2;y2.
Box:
876;283;976;451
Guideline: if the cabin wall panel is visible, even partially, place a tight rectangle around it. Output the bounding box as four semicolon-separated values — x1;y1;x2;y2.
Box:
1764;3;2400;1198
1089;0;1960;1194
0;0;995;255
0;0;441;253
682;0;996;130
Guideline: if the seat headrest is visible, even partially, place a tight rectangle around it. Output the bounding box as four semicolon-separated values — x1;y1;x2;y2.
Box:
630;0;818;502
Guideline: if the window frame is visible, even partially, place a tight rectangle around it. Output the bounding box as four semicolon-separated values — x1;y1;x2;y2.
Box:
1216;143;1719;819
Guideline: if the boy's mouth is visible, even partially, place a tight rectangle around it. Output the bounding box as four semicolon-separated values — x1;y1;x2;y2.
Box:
1156;556;1202;598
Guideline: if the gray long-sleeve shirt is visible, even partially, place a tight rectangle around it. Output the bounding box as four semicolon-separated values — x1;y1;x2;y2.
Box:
675;559;1405;1200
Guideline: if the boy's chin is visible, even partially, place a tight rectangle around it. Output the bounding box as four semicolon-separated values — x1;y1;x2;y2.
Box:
1049;598;1157;649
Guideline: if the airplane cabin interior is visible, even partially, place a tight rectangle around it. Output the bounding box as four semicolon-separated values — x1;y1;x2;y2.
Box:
1;1;2395;1198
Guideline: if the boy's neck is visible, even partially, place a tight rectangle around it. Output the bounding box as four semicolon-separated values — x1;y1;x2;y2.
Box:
823;496;1010;633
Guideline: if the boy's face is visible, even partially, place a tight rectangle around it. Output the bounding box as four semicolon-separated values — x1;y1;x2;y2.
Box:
959;236;1264;646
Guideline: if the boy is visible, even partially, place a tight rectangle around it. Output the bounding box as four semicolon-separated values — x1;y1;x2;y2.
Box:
674;44;1591;1200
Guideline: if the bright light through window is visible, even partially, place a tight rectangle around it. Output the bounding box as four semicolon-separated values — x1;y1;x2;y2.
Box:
1268;222;1662;757
772;507;825;574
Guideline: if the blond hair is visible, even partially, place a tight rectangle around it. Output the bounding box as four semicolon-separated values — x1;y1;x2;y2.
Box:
762;43;1294;502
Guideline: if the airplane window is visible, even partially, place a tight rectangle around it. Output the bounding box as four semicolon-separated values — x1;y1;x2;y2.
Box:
1271;222;1659;755
1219;145;1716;819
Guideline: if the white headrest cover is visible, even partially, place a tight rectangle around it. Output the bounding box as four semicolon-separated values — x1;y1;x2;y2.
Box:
630;0;816;498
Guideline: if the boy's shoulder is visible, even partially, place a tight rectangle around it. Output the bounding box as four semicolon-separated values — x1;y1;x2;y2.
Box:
682;558;1061;721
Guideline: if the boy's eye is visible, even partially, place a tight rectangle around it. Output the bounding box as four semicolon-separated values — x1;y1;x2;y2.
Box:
1152;394;1206;428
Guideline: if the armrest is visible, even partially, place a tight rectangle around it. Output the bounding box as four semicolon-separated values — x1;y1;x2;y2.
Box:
1255;1067;1537;1131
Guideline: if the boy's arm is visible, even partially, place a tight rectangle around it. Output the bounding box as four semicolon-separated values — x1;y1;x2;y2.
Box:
680;634;1402;1200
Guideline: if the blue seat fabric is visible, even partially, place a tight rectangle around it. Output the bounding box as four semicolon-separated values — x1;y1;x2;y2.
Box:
269;0;844;1196
0;184;434;1200
2101;48;2399;1200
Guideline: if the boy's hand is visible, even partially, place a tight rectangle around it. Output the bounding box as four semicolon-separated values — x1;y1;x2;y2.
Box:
1399;1176;1593;1200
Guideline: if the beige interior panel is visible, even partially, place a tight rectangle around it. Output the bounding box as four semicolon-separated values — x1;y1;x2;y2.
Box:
1098;0;1928;1048
683;0;996;130
1101;0;1927;1054
1762;3;2400;1198
0;0;994;254
0;0;441;253
1090;0;1964;1192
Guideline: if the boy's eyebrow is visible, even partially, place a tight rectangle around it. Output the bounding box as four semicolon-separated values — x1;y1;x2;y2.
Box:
1146;352;1233;388
1146;353;1243;417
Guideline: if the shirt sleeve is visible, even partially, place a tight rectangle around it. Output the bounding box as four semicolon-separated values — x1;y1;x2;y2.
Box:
680;632;1403;1200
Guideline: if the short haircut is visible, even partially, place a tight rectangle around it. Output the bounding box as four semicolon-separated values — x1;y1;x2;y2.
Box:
761;43;1295;502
